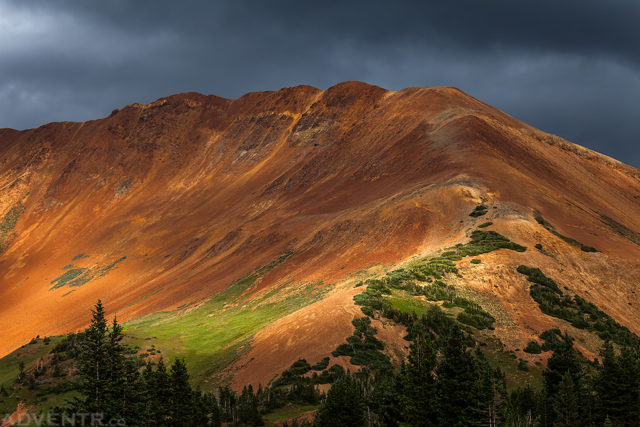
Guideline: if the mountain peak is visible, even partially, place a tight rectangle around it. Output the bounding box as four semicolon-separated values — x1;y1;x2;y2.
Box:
1;83;639;396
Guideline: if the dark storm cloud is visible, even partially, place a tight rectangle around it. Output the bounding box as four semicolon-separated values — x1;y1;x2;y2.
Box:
0;0;638;166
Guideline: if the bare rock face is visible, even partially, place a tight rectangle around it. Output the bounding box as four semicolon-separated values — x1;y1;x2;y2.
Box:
1;82;640;386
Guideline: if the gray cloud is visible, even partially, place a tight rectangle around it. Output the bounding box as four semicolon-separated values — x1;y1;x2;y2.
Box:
0;0;638;167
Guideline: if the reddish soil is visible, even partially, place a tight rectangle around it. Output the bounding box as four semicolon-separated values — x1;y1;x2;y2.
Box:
231;287;364;389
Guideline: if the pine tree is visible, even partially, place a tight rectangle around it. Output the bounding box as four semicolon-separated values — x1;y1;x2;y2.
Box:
169;358;193;425
542;331;584;426
153;358;172;425
543;332;582;398
139;361;158;426
16;360;25;384
553;371;579;427
367;369;401;427
472;351;505;427
219;385;237;424
104;316;127;422
400;327;438;425
615;346;640;426
436;324;479;426
595;341;624;424
237;385;263;426
505;385;538;426
315;375;366;426
73;300;110;415
201;391;221;427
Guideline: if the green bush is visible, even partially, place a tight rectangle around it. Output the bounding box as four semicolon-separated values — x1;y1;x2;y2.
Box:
469;205;489;217
332;317;390;370
478;222;493;228
518;266;639;347
455;300;495;330
457;310;495;330
523;341;542;354
311;357;330;371
470;259;481;264
517;266;561;293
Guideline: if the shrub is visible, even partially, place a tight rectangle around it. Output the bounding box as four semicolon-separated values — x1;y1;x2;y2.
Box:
469;205;489;217
478;222;493;228
332;317;390;370
523;341;542;354
517;359;529;371
470;259;481;264
518;267;639;347
456;301;495;330
311;357;330;371
517;266;560;293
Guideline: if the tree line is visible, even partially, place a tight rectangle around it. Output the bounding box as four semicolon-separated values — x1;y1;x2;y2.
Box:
44;300;640;426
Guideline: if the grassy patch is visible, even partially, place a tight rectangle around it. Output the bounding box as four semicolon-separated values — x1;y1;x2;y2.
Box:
387;291;434;317
354;230;523;326
478;222;493;228
50;268;87;290
0;202;24;254
480;337;543;390
49;257;126;290
0;336;80;415
262;404;318;425
125;251;332;389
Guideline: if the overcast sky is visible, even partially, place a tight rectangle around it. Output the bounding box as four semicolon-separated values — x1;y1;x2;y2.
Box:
1;0;638;167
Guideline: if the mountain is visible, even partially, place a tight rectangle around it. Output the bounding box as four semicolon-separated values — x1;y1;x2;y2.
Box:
1;81;640;395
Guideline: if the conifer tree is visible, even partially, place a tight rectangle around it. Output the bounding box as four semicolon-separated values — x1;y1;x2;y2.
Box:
400;327;438;425
436;324;480;425
543;332;582;398
315;375;366;426
153;358;172;424
16;360;25;384
104;316;127;421
73;300;110;415
553;371;579;427
595;341;624;424
472;350;505;426
367;369;402;427
237;384;263;426
169;358;193;425
619;346;640;425
542;331;583;426
139;361;158;426
505;384;538;426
